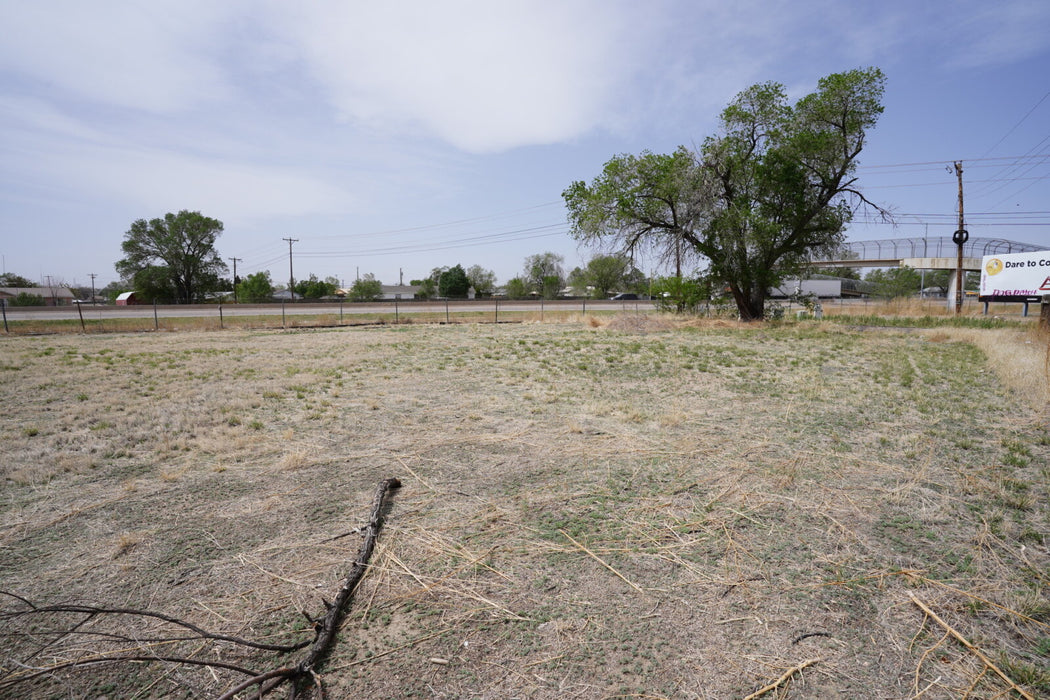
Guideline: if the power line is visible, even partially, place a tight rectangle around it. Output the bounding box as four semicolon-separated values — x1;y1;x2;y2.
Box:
979;90;1050;159
857;153;1050;170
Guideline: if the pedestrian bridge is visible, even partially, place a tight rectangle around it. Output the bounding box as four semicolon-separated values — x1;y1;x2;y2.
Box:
811;236;1041;270
809;236;1044;301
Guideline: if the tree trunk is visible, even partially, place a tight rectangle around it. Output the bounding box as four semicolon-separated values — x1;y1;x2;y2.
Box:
730;285;765;321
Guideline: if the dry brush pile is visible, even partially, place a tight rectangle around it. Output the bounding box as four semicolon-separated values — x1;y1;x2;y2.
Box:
1;318;1049;698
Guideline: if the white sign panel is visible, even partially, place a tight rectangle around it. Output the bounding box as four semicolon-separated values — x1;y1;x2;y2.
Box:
980;250;1050;301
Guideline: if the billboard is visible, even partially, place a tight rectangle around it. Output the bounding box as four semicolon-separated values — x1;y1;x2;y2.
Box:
979;250;1050;302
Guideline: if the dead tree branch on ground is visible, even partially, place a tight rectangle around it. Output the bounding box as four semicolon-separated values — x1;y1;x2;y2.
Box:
0;477;402;699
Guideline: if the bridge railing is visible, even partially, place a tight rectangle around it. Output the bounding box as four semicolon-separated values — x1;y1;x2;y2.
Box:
817;237;1042;263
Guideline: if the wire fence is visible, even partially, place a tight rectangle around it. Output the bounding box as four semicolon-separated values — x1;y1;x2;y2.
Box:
2;294;1044;336
0;298;657;335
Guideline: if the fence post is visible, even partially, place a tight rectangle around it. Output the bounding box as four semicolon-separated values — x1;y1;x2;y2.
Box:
582;298;586;315
494;298;498;324
340;299;344;324
153;300;159;331
445;299;450;324
2;299;9;333
540;297;544;322
77;302;86;332
282;300;286;329
219;303;224;329
395;299;399;324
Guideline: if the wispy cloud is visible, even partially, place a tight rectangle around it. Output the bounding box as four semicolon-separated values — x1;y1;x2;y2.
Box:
0;0;236;112
268;1;643;153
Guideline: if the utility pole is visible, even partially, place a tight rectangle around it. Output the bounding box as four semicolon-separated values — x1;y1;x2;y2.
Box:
228;257;242;303
88;273;97;304
283;238;298;300
952;161;968;315
919;225;926;297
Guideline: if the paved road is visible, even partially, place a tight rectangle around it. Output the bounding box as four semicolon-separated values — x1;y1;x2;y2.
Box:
3;299;657;322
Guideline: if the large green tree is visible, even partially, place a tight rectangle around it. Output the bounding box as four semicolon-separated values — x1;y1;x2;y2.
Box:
565;68;887;320
130;265;178;304
116;210;228;304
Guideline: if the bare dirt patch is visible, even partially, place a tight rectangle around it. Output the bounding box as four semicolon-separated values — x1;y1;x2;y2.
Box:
2;320;1049;698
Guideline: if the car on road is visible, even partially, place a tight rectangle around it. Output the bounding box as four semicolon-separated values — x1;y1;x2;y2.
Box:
610;293;639;301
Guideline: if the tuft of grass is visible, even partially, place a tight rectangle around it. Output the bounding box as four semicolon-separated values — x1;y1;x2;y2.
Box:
113;532;143;558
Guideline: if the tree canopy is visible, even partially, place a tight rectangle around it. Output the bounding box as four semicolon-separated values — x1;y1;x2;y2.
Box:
466;265;497;296
570;254;645;298
438;264;470;298
294;274;339;299
116;210;228;304
523;252;565;299
237;271;275;303
349;273;383;301
0;273;35;288
564;68;887;320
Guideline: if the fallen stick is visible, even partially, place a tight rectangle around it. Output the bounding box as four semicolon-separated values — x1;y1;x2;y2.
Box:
218;477;402;700
908;592;1035;700
742;658;820;700
558;529;645;595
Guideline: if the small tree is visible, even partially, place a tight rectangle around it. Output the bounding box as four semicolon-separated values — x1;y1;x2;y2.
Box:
651;276;709;313
466;265;497;297
438;265;470;298
10;292;45;306
237;271;275;303
523;252;564;298
99;281;124;304
412;278;437;300
294;274;339;299
580;254;645;298
349;274;383;301
865;266;922;298
505;277;529;299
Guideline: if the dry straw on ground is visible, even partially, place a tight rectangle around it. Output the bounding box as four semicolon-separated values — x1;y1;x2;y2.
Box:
1;316;1048;698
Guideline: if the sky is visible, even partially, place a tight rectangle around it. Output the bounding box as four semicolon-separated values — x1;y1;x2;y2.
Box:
1;0;1048;290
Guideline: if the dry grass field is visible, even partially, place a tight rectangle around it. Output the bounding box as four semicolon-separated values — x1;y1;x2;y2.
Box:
2;316;1049;699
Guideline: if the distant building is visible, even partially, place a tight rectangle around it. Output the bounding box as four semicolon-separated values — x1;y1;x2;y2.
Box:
115;291;144;306
380;285;420;300
0;287;76;306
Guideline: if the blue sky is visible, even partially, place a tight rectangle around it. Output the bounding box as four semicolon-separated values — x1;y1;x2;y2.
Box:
1;0;1048;289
